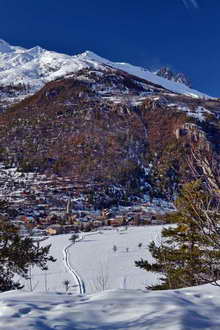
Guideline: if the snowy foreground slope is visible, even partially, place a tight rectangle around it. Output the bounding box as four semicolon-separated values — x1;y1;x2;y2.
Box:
0;38;209;103
1;284;220;329
2;226;220;329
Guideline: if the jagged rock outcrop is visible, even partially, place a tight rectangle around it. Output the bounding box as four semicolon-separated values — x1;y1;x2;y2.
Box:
156;67;192;88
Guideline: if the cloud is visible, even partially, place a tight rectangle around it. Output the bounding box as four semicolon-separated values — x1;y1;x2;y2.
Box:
190;0;199;8
182;0;190;8
181;0;199;9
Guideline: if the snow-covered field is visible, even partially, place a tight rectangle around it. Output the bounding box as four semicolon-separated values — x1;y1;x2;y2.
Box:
18;226;164;294
68;226;162;293
1;284;220;329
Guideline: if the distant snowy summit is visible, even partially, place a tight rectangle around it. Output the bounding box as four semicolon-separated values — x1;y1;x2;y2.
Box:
156;67;192;88
0;39;209;105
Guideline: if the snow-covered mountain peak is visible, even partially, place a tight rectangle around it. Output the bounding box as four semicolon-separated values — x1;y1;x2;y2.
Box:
26;45;45;57
0;40;211;108
0;39;9;45
0;39;13;53
75;50;111;66
78;50;101;59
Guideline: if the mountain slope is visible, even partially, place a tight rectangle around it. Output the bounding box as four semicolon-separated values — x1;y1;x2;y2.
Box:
0;63;219;205
0;39;219;205
0;40;210;109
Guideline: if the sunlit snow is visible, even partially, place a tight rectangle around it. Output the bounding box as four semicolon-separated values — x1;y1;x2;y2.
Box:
0;39;210;104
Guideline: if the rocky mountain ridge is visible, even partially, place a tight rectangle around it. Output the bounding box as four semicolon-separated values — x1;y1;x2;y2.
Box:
0;39;209;109
156;67;192;88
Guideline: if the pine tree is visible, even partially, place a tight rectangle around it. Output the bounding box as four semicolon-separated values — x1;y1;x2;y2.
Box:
0;220;56;292
135;180;220;290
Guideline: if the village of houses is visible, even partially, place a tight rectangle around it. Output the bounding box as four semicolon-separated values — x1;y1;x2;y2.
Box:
0;164;174;237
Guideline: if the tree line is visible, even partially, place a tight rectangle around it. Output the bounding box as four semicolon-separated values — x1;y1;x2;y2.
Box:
136;150;220;289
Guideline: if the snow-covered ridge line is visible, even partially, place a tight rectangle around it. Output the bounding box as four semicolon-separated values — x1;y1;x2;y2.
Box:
78;50;209;98
0;39;210;101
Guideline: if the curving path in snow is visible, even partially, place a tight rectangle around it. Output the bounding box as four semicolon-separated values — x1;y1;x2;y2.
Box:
63;236;86;294
63;232;101;294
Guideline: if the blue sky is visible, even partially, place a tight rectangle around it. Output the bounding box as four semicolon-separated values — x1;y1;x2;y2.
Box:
1;0;220;96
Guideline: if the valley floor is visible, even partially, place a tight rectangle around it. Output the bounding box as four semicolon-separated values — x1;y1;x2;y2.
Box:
17;226;163;293
68;226;162;294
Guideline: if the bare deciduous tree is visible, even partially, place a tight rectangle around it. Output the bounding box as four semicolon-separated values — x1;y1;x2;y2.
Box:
92;262;109;292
